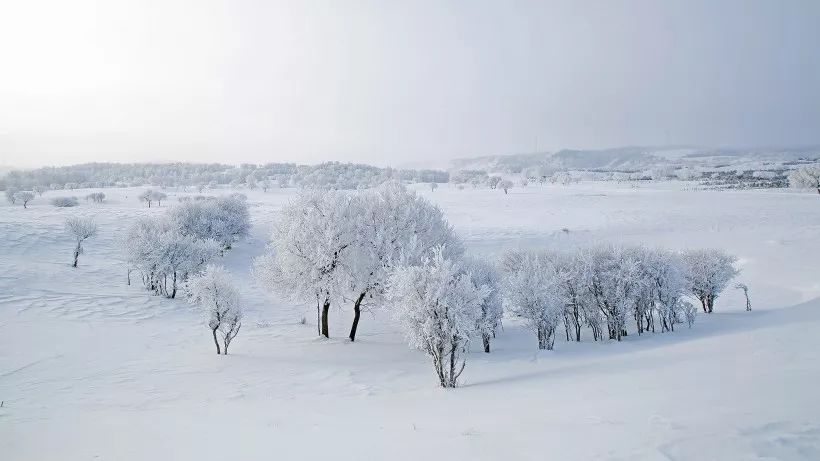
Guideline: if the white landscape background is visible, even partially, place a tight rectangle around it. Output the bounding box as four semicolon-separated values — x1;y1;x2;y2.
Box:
1;158;820;460
2;0;820;459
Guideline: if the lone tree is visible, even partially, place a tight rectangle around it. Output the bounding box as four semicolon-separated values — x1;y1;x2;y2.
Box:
499;180;514;194
682;249;739;313
735;283;751;311
65;216;98;267
13;191;35;208
184;265;243;355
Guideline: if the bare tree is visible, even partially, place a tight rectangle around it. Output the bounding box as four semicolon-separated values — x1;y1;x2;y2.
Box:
65;216;98;267
735;283;751;311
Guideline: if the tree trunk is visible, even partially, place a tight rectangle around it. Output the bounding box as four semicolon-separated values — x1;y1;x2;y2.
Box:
700;297;708;313
349;292;366;342
170;272;177;299
212;328;221;354
72;243;80;268
482;333;491;353
321;299;330;338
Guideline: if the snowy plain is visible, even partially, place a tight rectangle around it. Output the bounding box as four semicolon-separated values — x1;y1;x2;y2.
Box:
1;182;819;460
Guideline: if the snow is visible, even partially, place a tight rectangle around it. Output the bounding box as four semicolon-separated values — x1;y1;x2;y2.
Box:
2;183;819;460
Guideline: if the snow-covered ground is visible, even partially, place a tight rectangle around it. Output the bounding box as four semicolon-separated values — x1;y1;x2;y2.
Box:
2;182;819;460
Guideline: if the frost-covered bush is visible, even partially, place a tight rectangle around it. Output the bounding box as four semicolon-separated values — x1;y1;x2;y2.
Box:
65;216;98;267
51;196;79;207
682;249;739;313
387;248;488;388
184;265;243;355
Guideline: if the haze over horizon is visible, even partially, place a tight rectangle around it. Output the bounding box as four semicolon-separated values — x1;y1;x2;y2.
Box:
1;0;819;169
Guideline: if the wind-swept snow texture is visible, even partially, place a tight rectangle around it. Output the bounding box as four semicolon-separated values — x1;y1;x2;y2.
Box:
2;183;819;460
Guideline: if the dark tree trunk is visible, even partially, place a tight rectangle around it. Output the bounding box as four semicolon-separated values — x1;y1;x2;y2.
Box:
349;292;366;342
212;328;221;354
482;333;491;353
321;299;330;338
170;272;177;299
700;297;708;313
72;244;80;268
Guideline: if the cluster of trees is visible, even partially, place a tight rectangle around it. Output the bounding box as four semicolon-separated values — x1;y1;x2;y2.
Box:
253;182;463;342
138;189;167;207
124;195;250;298
85;192;105;203
252;182;742;387
501;246;738;349
1;161;449;193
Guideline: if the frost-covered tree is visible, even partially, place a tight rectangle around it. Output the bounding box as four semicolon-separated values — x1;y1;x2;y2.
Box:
343;182;463;341
253;190;357;338
429;182;438;192
260;179;270;192
184;265;243;355
387;248;488;388
788;166;820;194
502;250;562;350
580;245;642;341
638;248;687;333
245;174;258;190
13;191;34;208
65;216;98;267
461;256;503;352
548;251;589;342
33;185;47;196
488;176;501;189
5;187;19;204
682;301;697;328
499;180;514;194
682;249;739;313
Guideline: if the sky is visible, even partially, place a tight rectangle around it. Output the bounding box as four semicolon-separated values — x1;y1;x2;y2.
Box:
1;0;818;169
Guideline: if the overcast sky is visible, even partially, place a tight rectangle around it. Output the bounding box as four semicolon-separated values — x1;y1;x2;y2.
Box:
1;0;818;169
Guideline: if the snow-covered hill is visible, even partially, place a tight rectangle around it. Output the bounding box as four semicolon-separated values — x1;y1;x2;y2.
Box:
2;183;819;460
451;146;820;174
